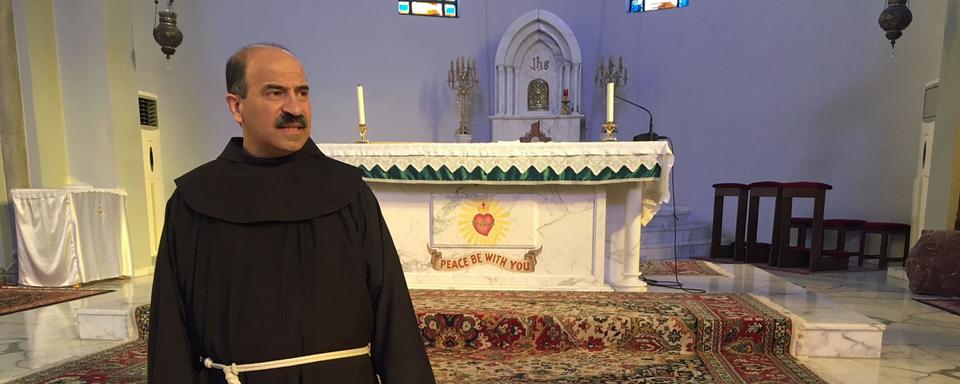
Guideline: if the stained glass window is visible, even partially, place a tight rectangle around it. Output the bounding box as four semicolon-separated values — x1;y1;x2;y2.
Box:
399;1;458;18
628;0;688;13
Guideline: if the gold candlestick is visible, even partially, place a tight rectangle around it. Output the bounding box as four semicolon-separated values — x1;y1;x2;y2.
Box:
601;121;617;142
356;123;369;144
560;95;571;115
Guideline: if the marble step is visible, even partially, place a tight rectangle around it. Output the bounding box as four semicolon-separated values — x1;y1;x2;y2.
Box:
77;308;136;341
640;238;710;261
642;222;711;245
646;204;695;228
887;266;907;281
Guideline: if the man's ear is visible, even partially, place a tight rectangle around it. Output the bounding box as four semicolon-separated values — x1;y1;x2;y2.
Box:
226;93;243;126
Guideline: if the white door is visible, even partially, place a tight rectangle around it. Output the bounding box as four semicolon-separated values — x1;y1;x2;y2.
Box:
910;124;933;246
140;129;165;257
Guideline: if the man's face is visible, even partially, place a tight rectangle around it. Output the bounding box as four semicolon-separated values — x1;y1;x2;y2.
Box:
226;47;312;158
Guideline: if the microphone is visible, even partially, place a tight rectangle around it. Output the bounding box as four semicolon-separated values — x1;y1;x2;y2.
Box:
614;95;664;141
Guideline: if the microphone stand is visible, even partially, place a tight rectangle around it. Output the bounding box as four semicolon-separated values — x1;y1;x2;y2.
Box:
614;95;662;141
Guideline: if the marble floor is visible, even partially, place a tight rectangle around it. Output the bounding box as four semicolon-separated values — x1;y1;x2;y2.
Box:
0;276;154;382
766;267;960;384
0;264;958;383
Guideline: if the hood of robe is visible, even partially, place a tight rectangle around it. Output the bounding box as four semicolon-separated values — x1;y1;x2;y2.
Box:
174;137;362;223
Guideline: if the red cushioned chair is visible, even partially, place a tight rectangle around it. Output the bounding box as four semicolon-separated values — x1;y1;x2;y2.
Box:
745;181;784;264
858;222;911;270
777;182;832;271
711;183;749;260
819;219;867;271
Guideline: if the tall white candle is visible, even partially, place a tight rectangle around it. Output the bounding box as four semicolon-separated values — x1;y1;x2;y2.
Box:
357;84;366;125
606;82;614;123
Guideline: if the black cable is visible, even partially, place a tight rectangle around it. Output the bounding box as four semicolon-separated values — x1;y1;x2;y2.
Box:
613;94;702;292
639;137;705;293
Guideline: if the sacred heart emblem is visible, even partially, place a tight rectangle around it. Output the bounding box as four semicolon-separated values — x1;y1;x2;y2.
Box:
472;202;495;236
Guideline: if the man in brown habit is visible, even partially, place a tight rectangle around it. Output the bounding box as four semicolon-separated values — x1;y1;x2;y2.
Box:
147;43;435;383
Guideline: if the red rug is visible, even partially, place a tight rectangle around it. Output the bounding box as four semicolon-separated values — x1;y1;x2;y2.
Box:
915;297;960;316
11;293;827;383
0;286;112;316
416;291;824;383
641;260;732;276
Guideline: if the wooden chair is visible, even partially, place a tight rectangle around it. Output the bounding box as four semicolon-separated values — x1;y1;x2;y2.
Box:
777;182;832;270
710;183;749;260
858;222;911;270
819;219;867;271
745;181;784;264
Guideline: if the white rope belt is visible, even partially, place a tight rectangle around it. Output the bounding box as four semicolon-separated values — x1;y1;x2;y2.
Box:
202;343;370;384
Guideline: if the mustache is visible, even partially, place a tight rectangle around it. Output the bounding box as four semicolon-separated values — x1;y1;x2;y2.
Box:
274;112;307;128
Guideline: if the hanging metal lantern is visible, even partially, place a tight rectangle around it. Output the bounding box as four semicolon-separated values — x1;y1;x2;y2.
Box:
878;0;913;50
153;1;183;59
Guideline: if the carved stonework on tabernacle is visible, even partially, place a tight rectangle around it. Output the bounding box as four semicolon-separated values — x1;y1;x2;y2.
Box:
491;9;584;141
428;246;541;273
520;121;552;143
527;79;549;111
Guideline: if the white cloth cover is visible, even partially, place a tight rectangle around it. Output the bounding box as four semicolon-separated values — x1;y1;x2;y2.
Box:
318;141;673;180
11;188;133;287
318;141;675;226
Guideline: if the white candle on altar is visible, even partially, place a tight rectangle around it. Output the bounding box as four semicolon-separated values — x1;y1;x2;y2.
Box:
606;82;614;123
357;84;366;125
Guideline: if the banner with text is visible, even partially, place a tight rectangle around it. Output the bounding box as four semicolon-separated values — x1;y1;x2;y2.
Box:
429;246;541;273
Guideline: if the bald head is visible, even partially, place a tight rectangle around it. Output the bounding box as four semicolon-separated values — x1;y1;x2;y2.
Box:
224;43;312;158
226;43;294;98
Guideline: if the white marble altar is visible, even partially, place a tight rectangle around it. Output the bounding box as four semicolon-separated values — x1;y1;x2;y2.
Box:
491;9;584;141
319;141;674;292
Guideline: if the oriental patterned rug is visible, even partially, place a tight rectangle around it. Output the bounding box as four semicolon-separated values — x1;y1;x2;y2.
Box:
0;286;112;316
640;260;732;277
914;297;960;316
11;293;826;383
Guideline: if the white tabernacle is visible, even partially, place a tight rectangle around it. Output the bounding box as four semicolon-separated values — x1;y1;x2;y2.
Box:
319;141;674;292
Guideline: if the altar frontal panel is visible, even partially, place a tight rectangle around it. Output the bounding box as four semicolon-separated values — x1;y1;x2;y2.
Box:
430;194;537;248
373;184;607;291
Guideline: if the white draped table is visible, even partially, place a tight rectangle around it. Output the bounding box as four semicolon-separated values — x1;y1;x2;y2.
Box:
10;188;133;287
320;141;674;291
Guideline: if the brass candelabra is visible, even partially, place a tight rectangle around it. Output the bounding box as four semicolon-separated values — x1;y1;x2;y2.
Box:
447;56;479;137
594;55;628;90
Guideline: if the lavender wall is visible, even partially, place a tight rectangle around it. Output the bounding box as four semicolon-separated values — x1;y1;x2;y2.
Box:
598;0;947;236
130;0;947;239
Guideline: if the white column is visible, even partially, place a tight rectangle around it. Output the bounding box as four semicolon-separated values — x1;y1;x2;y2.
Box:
574;64;581;113
558;64;566;113
506;66;513;115
610;183;647;291
511;66;517;115
496;65;503;115
592;187;610;290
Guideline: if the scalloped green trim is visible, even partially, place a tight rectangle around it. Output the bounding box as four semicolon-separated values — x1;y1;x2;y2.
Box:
358;164;661;182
